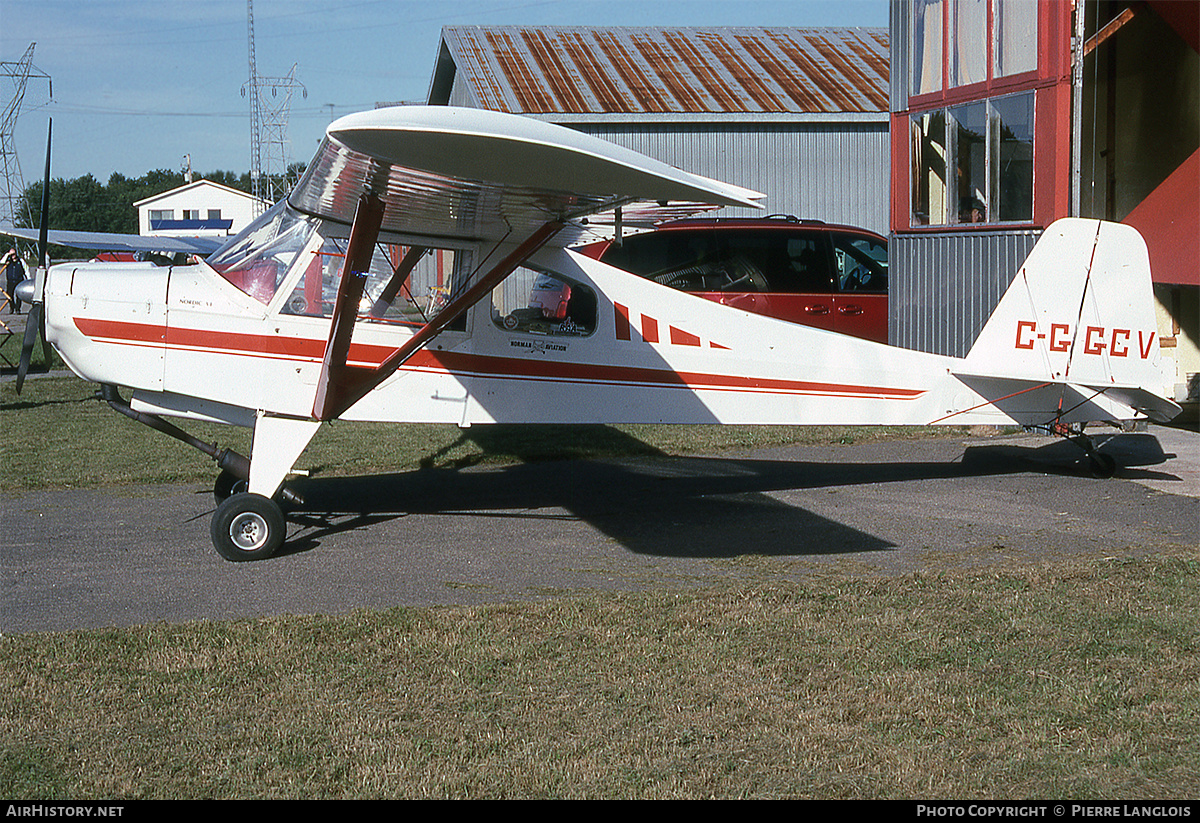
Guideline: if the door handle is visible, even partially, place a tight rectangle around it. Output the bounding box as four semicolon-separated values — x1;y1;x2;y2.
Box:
803;305;830;315
838;305;864;315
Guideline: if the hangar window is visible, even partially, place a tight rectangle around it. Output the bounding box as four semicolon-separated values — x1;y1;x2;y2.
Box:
911;110;947;225
953;102;988;223
994;0;1039;78
911;0;944;96
910;91;1033;226
989;93;1034;222
951;0;987;88
910;0;1040;97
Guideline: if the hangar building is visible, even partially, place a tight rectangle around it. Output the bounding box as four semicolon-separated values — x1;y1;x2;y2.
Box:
889;0;1198;408
425;25;891;235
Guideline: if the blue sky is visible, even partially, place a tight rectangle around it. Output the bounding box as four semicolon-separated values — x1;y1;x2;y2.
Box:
1;0;887;184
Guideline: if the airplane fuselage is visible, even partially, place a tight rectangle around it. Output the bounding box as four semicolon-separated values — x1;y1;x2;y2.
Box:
45;241;997;434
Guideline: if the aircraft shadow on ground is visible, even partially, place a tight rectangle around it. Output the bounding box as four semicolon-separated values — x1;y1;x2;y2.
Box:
277;431;1177;560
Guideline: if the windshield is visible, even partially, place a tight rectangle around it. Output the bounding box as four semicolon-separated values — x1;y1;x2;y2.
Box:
207;201;320;304
206;200;475;326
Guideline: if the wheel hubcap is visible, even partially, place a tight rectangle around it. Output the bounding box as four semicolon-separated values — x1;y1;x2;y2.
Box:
229;511;269;551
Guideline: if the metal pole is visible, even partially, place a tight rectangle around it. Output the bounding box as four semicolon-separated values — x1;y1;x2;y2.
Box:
1071;0;1086;216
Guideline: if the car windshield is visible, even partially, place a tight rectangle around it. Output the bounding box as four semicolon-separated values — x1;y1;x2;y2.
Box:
206;201;320;304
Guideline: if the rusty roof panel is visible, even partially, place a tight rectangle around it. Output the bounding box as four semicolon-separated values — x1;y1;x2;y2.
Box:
438;26;889;115
591;30;674;113
559;31;631;112
698;31;787;113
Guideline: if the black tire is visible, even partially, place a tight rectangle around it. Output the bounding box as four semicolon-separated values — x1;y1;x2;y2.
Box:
213;469;248;505
210;493;285;562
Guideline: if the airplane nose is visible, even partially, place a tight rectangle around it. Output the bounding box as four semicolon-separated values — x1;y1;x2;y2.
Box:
14;277;34;305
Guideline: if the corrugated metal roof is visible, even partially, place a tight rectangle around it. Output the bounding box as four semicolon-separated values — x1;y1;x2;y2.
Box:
437;26;889;115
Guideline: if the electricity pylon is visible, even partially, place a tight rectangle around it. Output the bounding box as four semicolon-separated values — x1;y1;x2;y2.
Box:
1;43;52;228
242;1;306;214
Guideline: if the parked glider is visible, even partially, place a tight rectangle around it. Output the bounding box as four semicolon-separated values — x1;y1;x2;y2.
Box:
13;106;1180;561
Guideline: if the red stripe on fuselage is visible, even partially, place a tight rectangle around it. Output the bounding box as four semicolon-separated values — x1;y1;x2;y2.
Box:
75;317;395;365
73;317;926;400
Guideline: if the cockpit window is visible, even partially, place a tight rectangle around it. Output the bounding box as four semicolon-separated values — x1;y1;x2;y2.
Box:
207;201;319;304
492;267;596;336
282;239;471;330
208;201;474;331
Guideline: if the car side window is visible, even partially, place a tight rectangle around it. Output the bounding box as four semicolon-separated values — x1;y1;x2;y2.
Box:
779;234;836;293
833;234;888;292
600;231;723;291
602;228;838;294
703;230;833;294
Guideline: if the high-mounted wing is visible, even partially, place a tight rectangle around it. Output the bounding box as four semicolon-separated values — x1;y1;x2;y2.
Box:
291;105;765;421
289;105;763;246
0;225;224;256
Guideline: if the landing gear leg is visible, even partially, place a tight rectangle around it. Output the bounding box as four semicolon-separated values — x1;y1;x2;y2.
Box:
207;412;321;561
96;386;319;562
1077;436;1117;478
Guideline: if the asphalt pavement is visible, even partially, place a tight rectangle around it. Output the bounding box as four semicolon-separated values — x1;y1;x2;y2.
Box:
3;423;1196;634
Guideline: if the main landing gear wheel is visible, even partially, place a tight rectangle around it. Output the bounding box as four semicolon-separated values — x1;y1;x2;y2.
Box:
211;493;285;562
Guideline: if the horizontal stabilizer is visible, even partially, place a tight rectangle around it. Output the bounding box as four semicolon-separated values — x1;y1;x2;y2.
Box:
951;373;1181;425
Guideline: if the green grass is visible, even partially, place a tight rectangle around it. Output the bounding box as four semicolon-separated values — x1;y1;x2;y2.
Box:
1;559;1197;799
3;375;1195;798
0;376;966;491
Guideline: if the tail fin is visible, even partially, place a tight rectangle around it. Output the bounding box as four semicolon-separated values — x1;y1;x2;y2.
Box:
959;218;1179;425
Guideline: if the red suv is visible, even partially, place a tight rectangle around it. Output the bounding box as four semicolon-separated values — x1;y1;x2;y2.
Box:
579;216;888;343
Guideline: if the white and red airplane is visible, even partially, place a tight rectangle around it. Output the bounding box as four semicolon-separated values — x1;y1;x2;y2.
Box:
12;106;1180;561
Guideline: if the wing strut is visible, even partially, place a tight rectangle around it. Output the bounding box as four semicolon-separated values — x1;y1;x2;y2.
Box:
312;197;563;420
312;192;387;421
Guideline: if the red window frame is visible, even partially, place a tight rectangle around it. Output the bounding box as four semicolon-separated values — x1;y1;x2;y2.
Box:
892;0;1073;233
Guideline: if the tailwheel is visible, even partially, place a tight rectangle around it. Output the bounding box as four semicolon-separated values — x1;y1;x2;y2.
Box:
211;493;285;562
1051;422;1119;479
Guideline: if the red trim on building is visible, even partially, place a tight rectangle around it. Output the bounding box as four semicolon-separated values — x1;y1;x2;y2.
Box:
1123;147;1200;287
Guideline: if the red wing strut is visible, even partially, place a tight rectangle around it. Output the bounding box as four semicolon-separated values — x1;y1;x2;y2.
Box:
312;193;387;421
370;244;428;317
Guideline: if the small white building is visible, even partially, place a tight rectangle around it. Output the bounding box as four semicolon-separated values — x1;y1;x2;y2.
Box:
134;180;268;239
